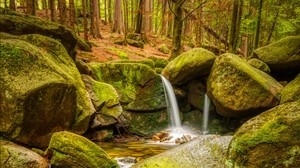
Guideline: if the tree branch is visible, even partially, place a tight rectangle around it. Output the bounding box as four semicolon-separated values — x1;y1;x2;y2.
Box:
182;0;208;21
168;0;177;17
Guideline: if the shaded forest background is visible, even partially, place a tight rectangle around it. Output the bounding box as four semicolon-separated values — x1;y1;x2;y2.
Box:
1;0;299;59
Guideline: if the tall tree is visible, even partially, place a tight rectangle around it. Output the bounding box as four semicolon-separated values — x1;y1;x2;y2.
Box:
135;0;145;34
26;0;36;15
69;0;76;31
58;0;67;25
82;0;89;41
49;0;56;22
113;0;123;33
9;0;16;10
254;0;263;49
108;0;113;24
229;0;243;53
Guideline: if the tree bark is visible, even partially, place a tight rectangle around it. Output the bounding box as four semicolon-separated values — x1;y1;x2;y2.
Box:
254;0;263;49
108;0;113;24
26;0;36;15
113;0;123;33
161;0;168;36
229;0;243;53
58;0;67;25
82;0;89;41
135;0;144;34
9;0;16;10
69;0;76;31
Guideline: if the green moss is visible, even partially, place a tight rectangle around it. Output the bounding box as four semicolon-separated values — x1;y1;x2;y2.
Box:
280;74;300;104
107;47;129;59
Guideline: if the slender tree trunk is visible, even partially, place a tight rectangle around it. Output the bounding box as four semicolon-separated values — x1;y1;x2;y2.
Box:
82;0;89;41
254;0;263;49
267;0;282;44
49;0;56;22
94;0;102;38
135;0;144;34
9;0;16;10
161;0;168;36
229;0;243;53
195;0;203;47
104;0;107;24
144;0;150;35
26;0;36;15
170;1;184;60
123;0;129;43
113;0;123;33
108;0;113;24
58;0;67;25
69;0;76;31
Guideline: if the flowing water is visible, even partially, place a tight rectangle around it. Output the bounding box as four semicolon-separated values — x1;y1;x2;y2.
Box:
160;75;181;128
202;93;211;134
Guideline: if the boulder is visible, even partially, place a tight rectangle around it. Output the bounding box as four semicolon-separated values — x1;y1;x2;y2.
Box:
0;7;91;59
108;59;155;68
46;131;118;168
253;36;300;80
81;75;122;128
148;56;169;68
247;58;271;74
89;62;166;112
187;80;206;110
0;140;48;168
162;48;216;85
133;135;232;168
280;73;300;104
0;35;93;148
207;53;283;117
122;111;168;137
226;100;300;167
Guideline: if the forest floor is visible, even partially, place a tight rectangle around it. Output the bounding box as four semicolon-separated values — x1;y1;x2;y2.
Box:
77;24;172;63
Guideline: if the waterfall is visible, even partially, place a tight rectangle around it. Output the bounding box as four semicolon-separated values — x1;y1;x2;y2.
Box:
202;93;210;134
160;75;181;128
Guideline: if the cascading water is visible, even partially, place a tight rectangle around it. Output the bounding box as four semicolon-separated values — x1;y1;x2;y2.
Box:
160;75;181;128
202;93;210;134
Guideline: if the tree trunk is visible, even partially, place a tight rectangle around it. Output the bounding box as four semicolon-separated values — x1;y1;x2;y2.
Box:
104;0;107;24
195;0;203;47
254;0;263;49
108;0;113;24
113;0;123;33
170;1;184;60
69;0;76;31
26;0;36;15
135;0;144;34
123;0;129;43
229;0;243;53
49;0;56;22
58;0;67;25
144;0;150;35
9;0;16;10
94;0;102;38
82;0;89;41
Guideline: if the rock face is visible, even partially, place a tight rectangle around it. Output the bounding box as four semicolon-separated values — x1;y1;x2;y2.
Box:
0;140;48;168
82;75;122;128
0;7;91;59
133;135;232;168
0;35;93;148
247;58;271;74
253;36;300;79
122;111;168;136
280;74;300;104
47;131;118;168
207;53;283;117
89;62;166;111
162;48;216;85
226;100;300;167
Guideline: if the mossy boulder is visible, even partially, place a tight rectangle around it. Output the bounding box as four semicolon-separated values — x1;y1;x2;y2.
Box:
187;80;206;111
108;59;155;68
89;62;166;112
162;48;216;85
280;74;300;104
46;131;118;168
207;53;283;117
247;58;271;74
81;75;122;128
0;7;91;59
122;111;168;137
158;44;170;54
133;135;232;168
0;140;48;168
0;35;93;148
226;100;300;167
253;36;300;79
148;56;169;68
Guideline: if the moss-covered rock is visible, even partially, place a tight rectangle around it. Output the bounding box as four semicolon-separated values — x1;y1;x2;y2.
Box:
148;56;169;69
207;53;283;117
226;100;300;167
0;7;91;59
187;80;206;111
0;140;48;168
89;62;166;112
247;58;271;74
46;131;118;168
133;135;232;168
0;35;93;147
162;48;216;85
108;59;155;69
280;74;300;104
81;75;121;128
253;36;300;79
122;111;168;137
158;44;170;54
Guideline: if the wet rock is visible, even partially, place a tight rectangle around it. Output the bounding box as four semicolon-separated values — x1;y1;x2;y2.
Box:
0;140;48;168
187;80;206;110
0;35;93;148
46;131;118;168
207;53;283;117
226;100;300;167
280;73;300;104
133;135;232;168
162;48;216;85
247;58;271;74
